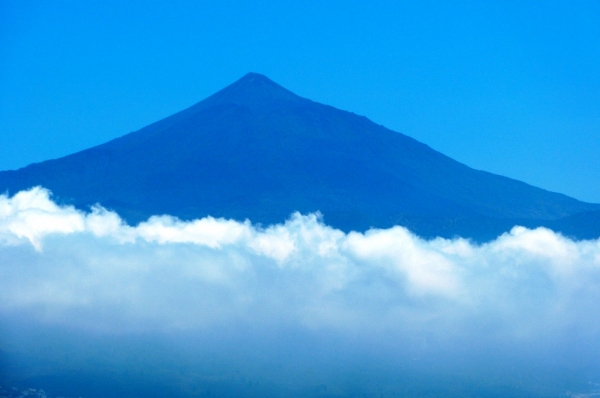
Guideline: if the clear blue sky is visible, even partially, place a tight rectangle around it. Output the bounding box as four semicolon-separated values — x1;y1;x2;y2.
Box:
1;1;599;202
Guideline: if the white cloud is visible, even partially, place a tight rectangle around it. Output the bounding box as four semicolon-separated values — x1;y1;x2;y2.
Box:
1;186;600;346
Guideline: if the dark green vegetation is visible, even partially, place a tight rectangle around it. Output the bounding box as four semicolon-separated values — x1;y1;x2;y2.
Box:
1;73;598;241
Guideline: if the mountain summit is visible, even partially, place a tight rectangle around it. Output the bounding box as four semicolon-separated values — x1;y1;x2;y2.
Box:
1;74;599;241
200;72;307;110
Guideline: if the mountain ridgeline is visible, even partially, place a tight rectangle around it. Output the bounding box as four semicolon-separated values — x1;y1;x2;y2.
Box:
1;73;599;241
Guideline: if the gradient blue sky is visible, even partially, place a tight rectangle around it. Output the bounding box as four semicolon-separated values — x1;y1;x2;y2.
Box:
1;1;599;202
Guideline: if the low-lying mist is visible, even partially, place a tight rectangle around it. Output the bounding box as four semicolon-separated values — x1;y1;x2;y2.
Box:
1;188;599;397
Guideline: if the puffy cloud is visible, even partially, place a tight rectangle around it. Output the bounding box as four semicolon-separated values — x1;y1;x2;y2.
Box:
1;187;599;332
1;187;600;395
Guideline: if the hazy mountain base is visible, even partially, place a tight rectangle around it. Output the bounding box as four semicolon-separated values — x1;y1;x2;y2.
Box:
357;211;600;242
1;324;597;398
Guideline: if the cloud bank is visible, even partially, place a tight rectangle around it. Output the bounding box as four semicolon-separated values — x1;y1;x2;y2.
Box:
2;187;600;395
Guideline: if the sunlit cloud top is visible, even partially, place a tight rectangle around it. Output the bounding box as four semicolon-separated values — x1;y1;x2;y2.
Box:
1;187;599;345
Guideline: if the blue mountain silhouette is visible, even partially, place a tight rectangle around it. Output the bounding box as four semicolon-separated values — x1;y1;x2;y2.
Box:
1;73;599;241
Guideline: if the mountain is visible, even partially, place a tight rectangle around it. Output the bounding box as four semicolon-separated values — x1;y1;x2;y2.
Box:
1;73;599;241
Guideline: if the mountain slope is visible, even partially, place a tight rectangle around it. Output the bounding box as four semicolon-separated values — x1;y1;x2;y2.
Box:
1;73;598;241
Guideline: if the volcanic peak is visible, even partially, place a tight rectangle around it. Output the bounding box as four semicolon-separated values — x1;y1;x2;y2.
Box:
196;72;307;113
